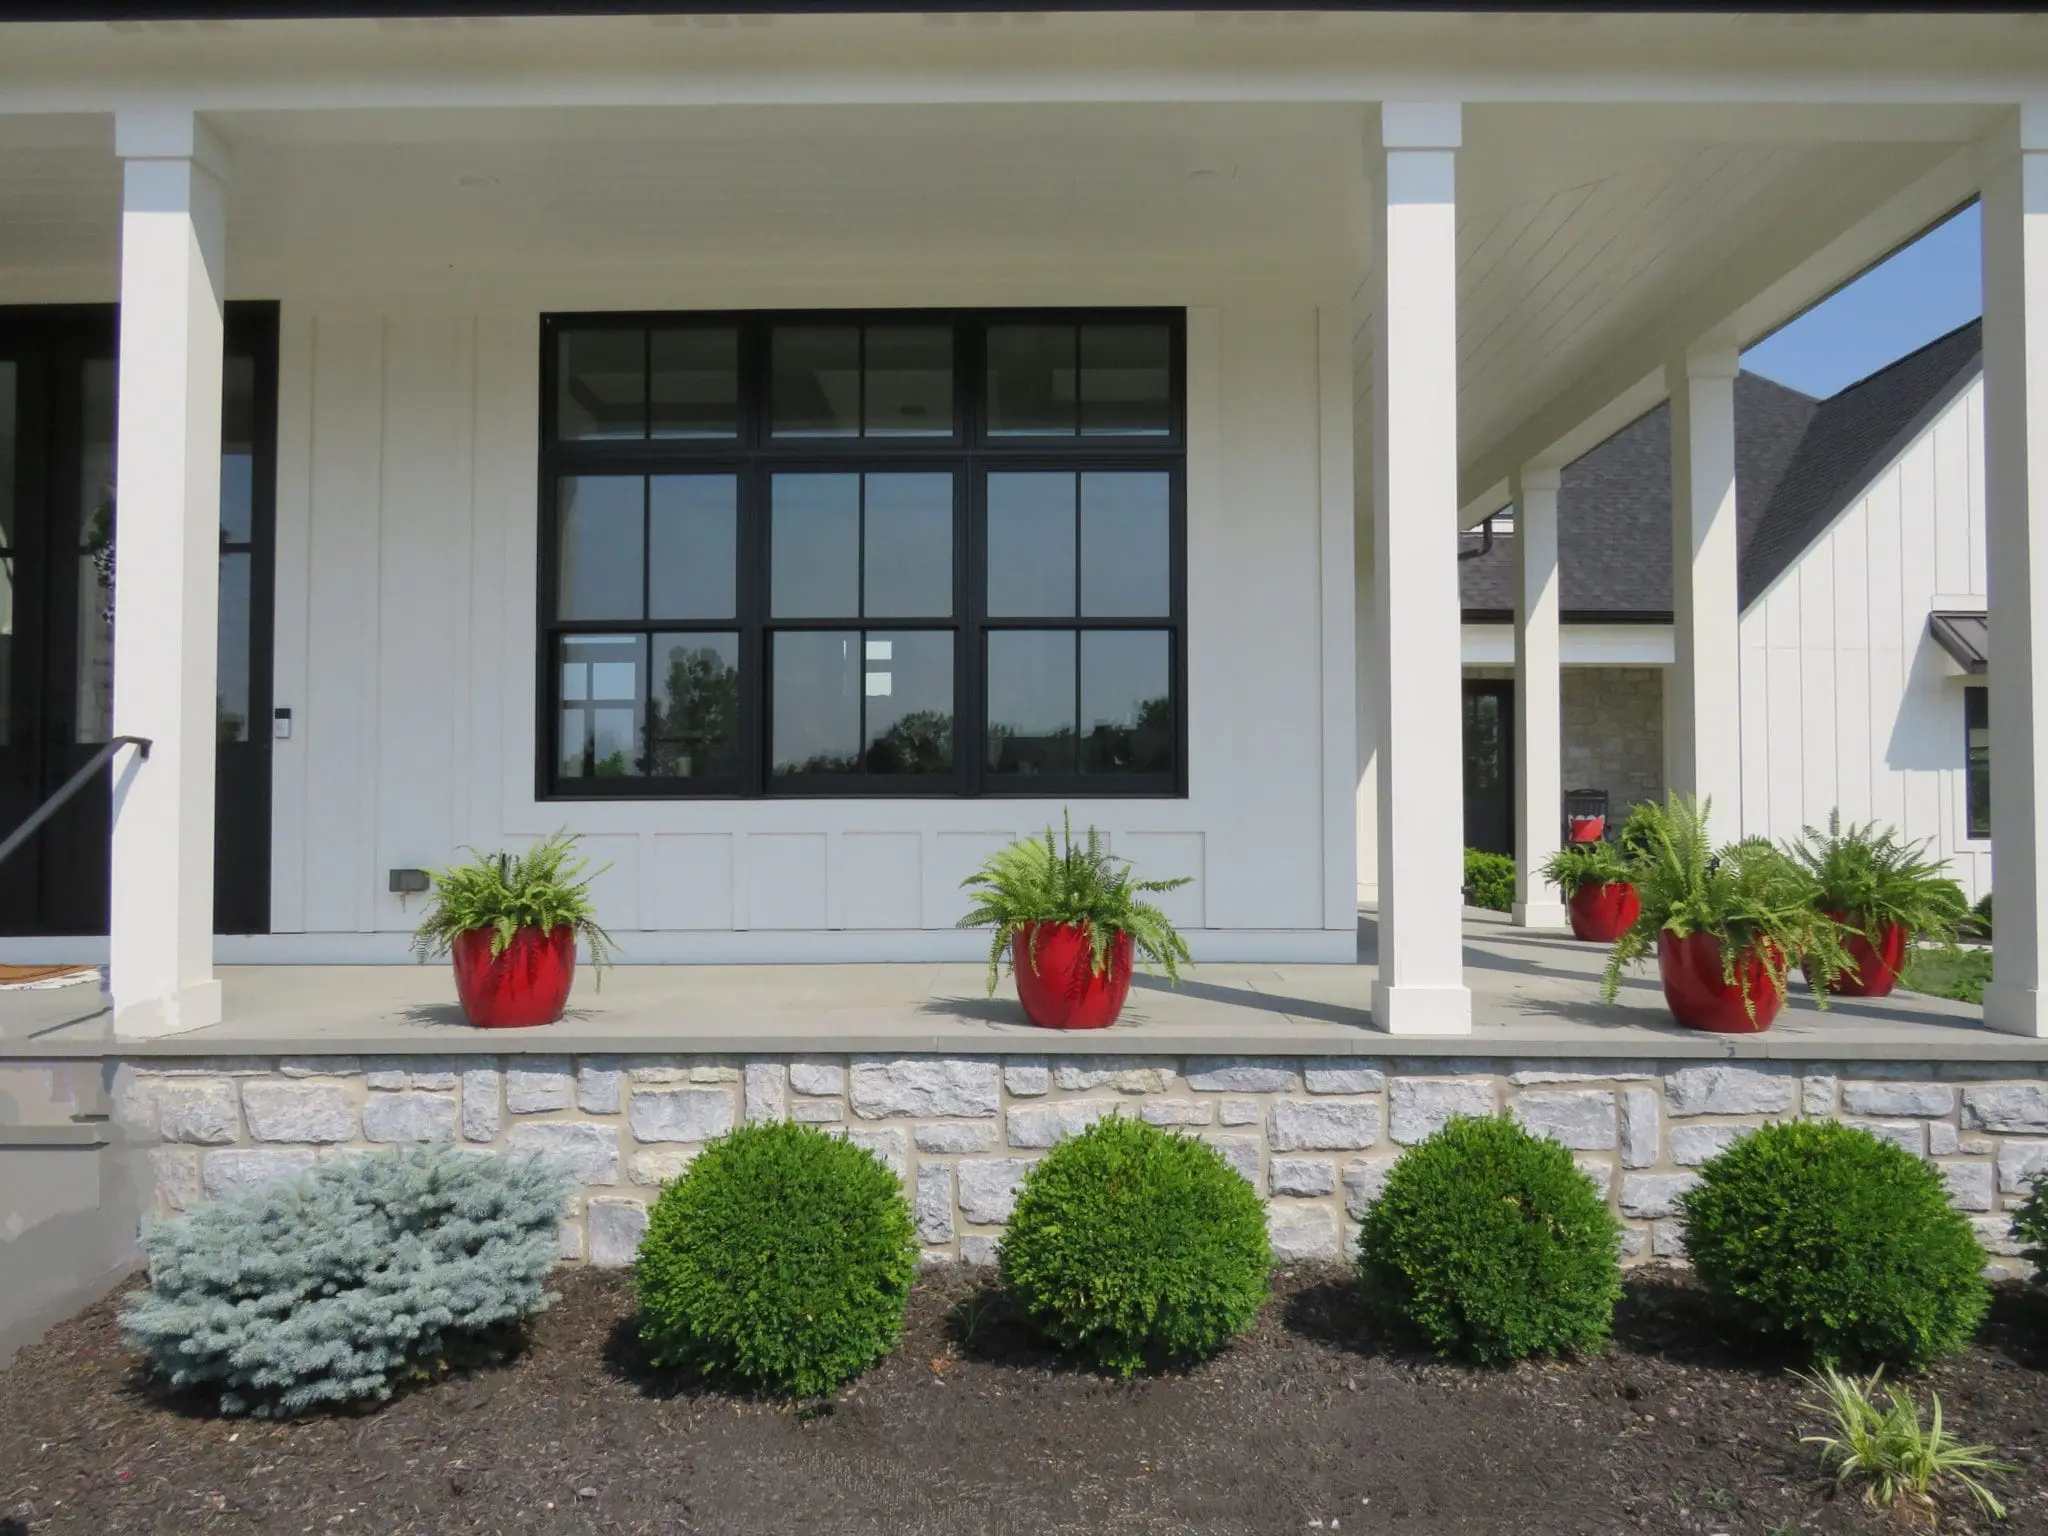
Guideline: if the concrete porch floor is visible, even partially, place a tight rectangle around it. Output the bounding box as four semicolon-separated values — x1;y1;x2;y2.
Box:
1;910;2027;1063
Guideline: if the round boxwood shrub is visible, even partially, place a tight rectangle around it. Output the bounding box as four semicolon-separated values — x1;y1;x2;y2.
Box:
1357;1115;1622;1364
999;1115;1271;1376
1679;1120;1988;1369
635;1120;917;1396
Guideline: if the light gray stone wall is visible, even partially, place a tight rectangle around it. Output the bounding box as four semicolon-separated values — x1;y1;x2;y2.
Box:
116;1053;2043;1276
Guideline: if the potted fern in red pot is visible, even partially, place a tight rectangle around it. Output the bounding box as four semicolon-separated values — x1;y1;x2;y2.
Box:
958;816;1191;1030
1786;814;1971;998
1602;796;1849;1033
411;833;616;1028
1541;839;1641;943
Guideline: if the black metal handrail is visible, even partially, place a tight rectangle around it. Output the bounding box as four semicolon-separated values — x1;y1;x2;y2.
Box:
0;735;151;872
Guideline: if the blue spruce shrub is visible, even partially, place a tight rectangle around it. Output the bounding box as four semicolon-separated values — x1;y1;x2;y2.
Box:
122;1145;570;1416
999;1115;1272;1377
635;1121;918;1396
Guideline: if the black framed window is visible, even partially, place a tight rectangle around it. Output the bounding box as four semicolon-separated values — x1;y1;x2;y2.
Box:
1966;685;1990;839
538;310;1185;798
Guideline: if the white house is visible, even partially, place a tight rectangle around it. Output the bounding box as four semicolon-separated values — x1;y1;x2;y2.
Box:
2;5;2048;1041
1459;319;1994;902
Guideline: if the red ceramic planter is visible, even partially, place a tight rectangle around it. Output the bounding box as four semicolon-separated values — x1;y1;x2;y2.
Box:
1012;921;1133;1030
1805;911;1908;998
451;924;576;1028
1567;881;1641;943
1656;930;1783;1034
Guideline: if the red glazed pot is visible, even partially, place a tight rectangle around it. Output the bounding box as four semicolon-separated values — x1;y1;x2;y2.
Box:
1012;921;1133;1030
1805;911;1908;998
1656;929;1784;1034
451;924;576;1028
1567;880;1641;943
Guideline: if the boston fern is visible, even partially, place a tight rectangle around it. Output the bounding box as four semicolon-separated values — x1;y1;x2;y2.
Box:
1601;794;1851;1016
1539;839;1633;899
411;832;617;976
1786;812;1971;946
958;814;1192;994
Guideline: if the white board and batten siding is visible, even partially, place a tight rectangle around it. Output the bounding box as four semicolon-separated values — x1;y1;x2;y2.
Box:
254;283;1359;964
1737;375;1990;902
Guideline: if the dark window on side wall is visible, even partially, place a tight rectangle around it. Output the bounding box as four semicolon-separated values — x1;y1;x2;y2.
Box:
538;311;1185;798
1966;686;1990;839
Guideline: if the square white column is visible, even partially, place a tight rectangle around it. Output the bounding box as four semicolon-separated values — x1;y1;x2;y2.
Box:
1980;107;2048;1038
1666;339;1743;837
108;110;228;1039
1369;102;1471;1035
1511;465;1567;930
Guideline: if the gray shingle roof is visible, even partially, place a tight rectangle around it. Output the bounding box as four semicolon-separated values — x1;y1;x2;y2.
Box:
1460;318;1984;621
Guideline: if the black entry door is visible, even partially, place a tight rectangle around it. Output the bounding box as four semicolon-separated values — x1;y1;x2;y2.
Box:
0;303;276;936
1462;678;1514;857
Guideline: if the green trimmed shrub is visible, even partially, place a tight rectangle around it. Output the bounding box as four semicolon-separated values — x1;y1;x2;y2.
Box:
999;1116;1271;1376
121;1145;570;1417
1356;1115;1622;1363
2004;1171;2048;1283
1463;849;1516;912
635;1121;916;1396
1679;1121;1988;1369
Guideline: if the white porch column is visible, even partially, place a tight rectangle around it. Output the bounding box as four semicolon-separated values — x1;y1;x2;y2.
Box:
1980;106;2048;1038
1511;465;1567;929
108;110;228;1039
1369;102;1470;1035
1666;339;1742;836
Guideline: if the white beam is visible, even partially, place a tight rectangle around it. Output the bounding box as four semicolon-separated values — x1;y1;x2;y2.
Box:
1981;104;2048;1038
1667;338;1743;839
1510;465;1567;930
1370;101;1471;1035
108;108;227;1039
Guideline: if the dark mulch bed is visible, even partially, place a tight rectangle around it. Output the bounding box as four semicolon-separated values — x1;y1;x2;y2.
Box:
3;1266;2047;1536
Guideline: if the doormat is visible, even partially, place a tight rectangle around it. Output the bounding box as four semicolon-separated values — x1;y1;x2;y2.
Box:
0;963;99;990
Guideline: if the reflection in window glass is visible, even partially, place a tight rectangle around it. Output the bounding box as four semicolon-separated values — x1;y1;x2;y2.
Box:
772;327;860;437
1967;686;1991;839
559;634;646;778
648;632;741;779
864;631;953;774
220;355;256;542
771;473;860;618
651;328;739;439
75;358;116;745
558;330;645;440
1080;471;1170;617
1080;325;1171;436
986;472;1075;618
864;473;953;618
558;476;644;620
986;629;1076;775
218;551;251;743
866;327;953;437
1082;630;1172;775
773;630;861;775
649;475;737;620
986;326;1076;437
0;362;13;746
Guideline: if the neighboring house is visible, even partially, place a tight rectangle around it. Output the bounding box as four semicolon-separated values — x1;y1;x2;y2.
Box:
1458;321;1991;902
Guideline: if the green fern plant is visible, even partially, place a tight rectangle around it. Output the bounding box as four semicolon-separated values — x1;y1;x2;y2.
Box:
1601;794;1850;1020
958;813;1191;994
411;832;617;979
1540;839;1633;899
1785;811;1971;946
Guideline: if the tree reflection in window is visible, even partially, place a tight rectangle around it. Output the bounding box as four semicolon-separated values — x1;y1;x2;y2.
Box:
647;634;741;780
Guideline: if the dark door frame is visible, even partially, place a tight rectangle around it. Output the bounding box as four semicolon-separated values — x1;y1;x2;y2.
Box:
1461;676;1516;858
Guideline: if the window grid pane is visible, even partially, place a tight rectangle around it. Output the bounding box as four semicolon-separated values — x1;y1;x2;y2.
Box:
543;311;1181;797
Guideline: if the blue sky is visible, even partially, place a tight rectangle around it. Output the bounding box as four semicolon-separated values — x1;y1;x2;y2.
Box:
1742;202;1982;399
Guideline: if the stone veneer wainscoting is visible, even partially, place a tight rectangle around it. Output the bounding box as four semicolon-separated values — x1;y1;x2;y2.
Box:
117;1053;2043;1273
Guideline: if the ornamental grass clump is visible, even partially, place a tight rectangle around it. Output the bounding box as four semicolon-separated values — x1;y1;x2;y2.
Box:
635;1121;917;1397
958;812;1190;993
999;1116;1271;1377
1601;794;1852;1020
1680;1121;1988;1369
1356;1115;1622;1364
122;1145;570;1417
1797;1365;2015;1522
